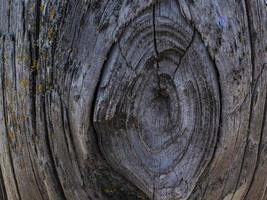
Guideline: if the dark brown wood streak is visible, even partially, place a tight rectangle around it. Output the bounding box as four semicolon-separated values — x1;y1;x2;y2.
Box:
0;0;266;200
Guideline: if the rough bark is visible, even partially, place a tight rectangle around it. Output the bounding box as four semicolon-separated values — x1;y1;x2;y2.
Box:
0;0;266;200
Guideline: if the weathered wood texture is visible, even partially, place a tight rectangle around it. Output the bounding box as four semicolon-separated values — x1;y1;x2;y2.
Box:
0;0;266;200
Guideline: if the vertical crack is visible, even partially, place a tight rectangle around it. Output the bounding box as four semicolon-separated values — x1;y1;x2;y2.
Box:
29;0;42;140
0;166;7;200
42;91;68;200
1;35;22;200
27;1;47;199
173;27;196;77
152;5;159;57
230;1;257;199
152;5;162;91
243;78;267;200
242;0;267;196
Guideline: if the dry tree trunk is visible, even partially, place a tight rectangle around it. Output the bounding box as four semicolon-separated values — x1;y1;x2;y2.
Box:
0;0;266;200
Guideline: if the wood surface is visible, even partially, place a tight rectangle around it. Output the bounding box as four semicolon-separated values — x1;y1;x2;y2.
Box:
0;0;266;199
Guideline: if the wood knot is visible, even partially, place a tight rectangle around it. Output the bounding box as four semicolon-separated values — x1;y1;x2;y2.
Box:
93;0;220;199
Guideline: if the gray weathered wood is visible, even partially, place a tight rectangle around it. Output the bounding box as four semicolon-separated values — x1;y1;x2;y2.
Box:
0;0;266;200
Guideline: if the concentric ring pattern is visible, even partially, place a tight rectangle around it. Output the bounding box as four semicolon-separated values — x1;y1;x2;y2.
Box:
93;1;220;199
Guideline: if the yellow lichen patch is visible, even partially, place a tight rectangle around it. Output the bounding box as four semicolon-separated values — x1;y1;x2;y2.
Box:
3;52;8;62
48;28;54;41
30;3;35;13
19;114;28;122
103;188;117;194
7;131;15;142
49;7;57;21
47;84;54;91
4;78;11;88
31;60;40;71
40;4;45;13
19;79;29;89
10;111;18;128
36;84;43;93
17;54;30;63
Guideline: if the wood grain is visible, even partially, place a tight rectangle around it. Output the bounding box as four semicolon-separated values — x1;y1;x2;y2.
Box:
0;0;266;200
